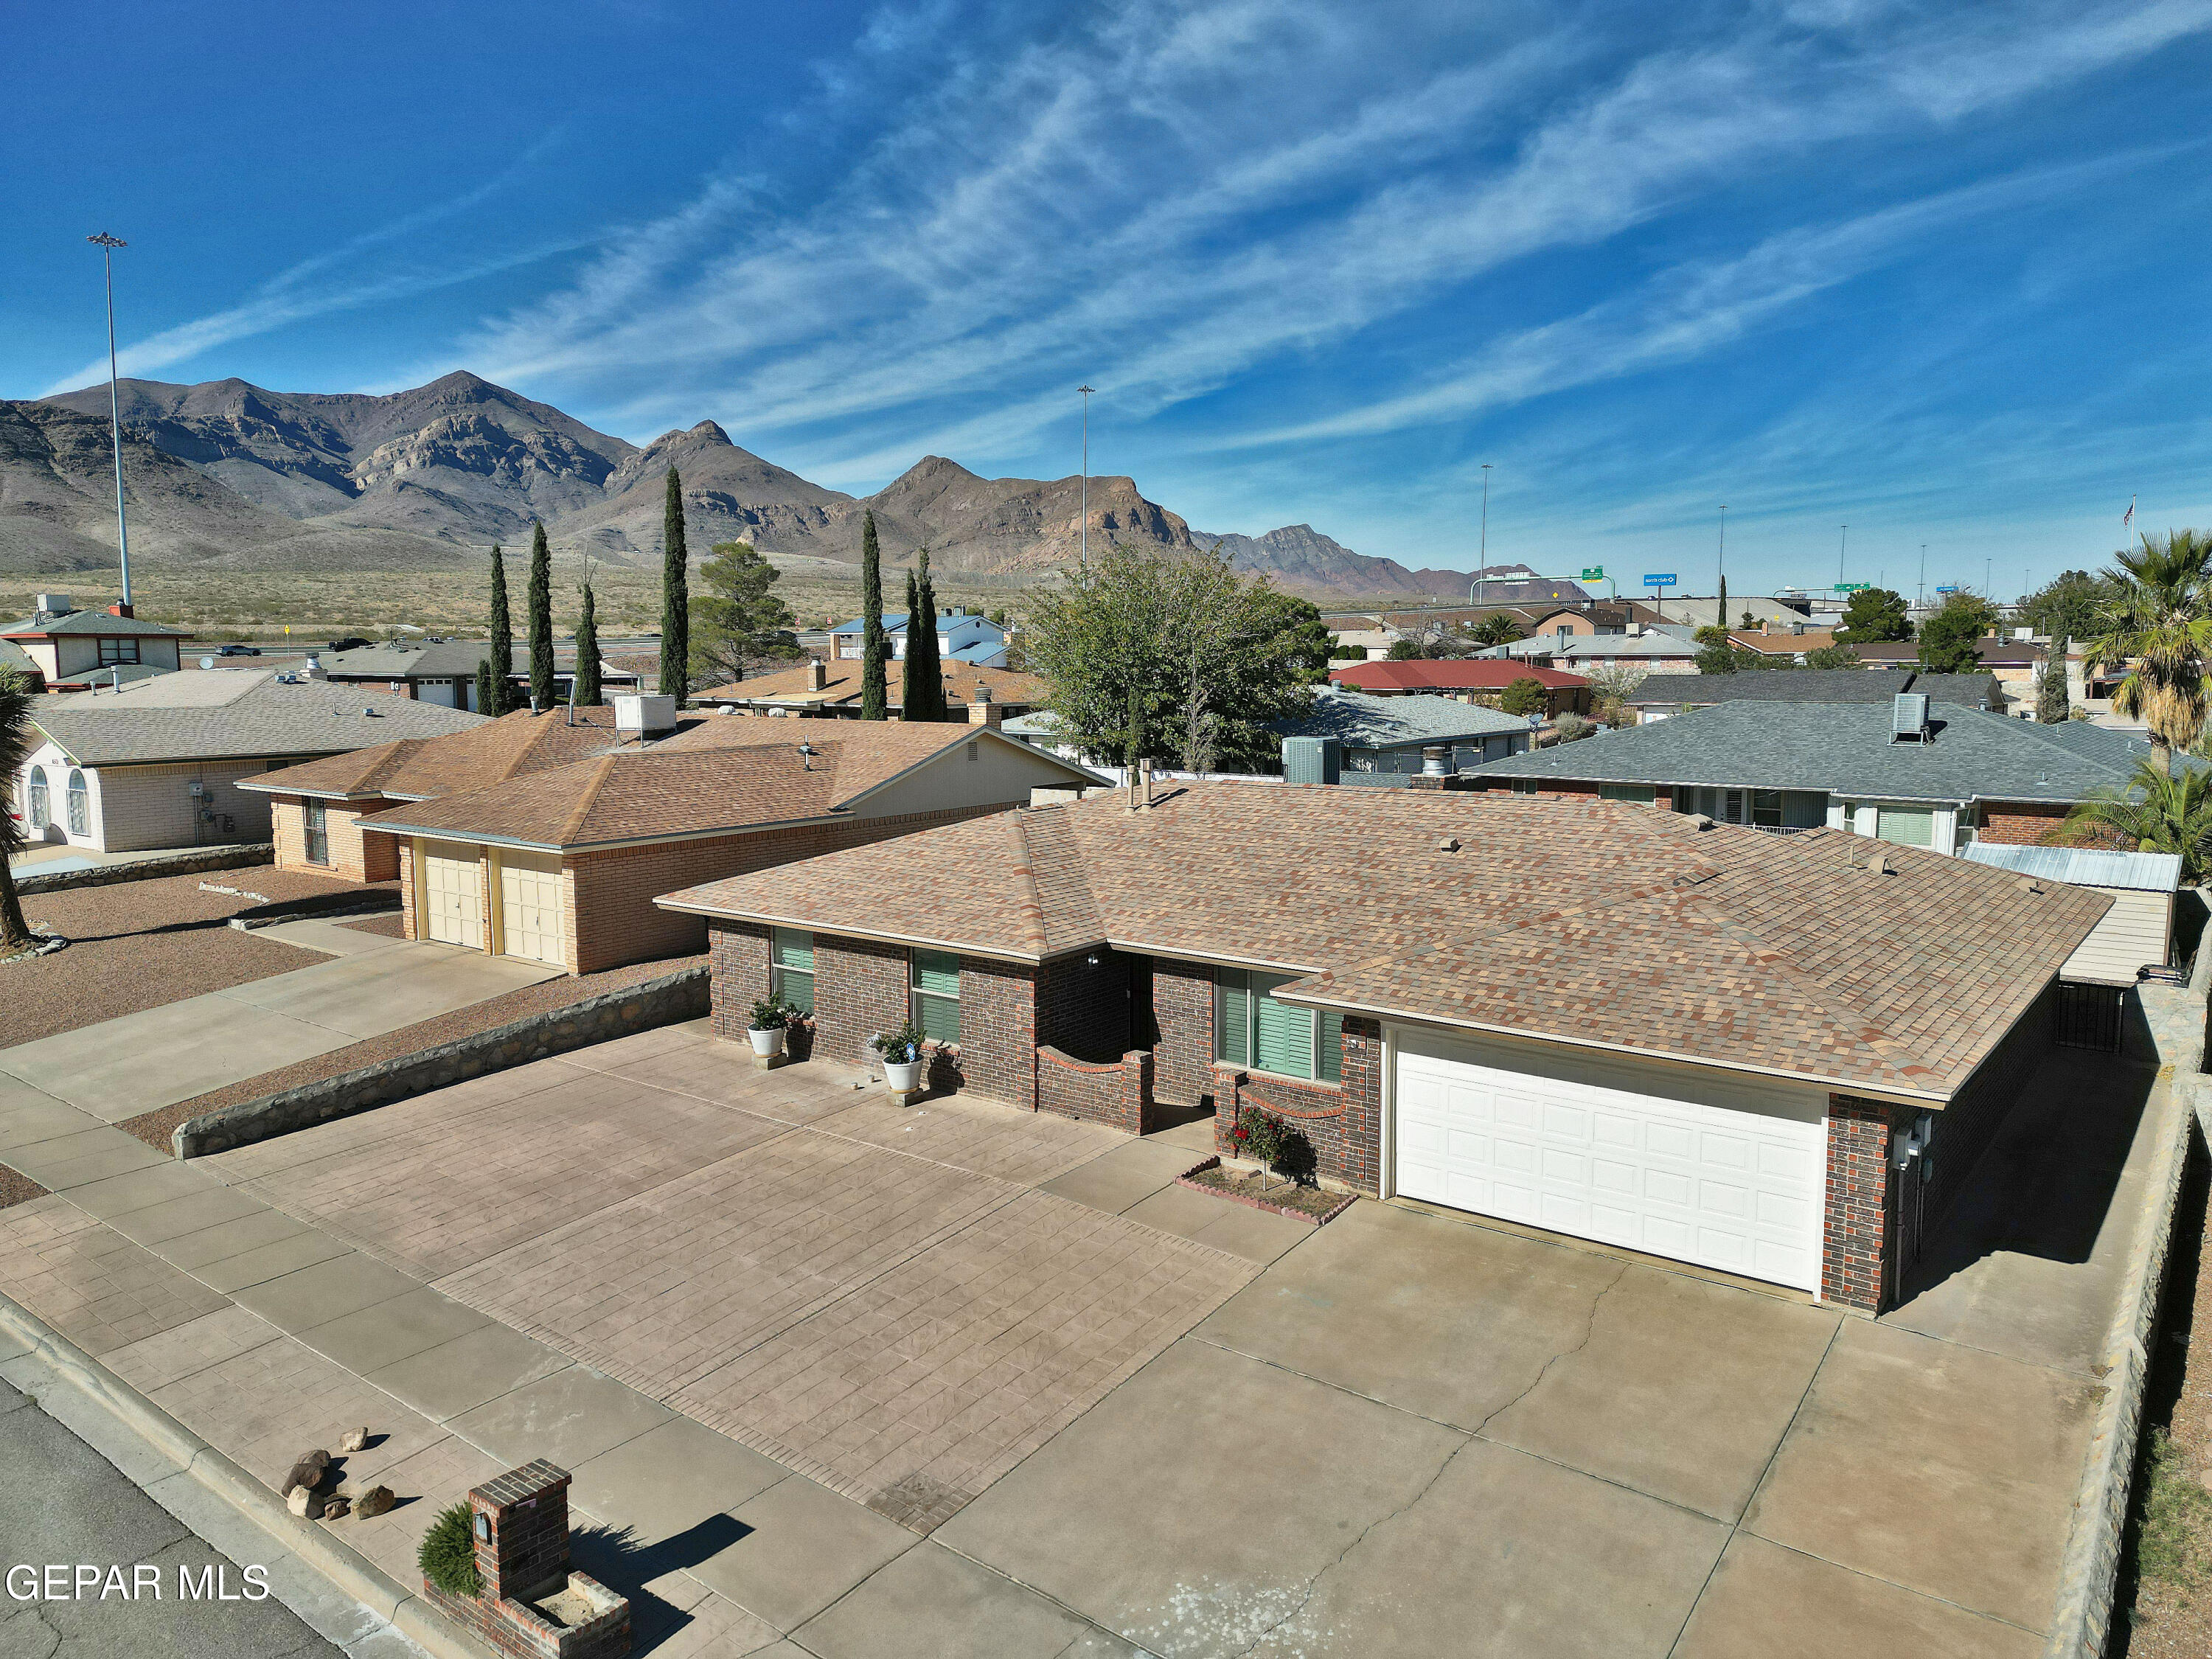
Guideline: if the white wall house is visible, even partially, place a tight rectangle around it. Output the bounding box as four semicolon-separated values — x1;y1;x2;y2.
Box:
830;610;1009;668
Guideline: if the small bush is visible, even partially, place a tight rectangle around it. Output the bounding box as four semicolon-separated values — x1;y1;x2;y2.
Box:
1498;677;1550;717
1234;1107;1318;1186
419;1501;482;1598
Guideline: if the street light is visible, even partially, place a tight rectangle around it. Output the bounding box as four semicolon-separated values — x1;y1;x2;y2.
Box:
1837;524;1847;585
1078;386;1094;573
87;232;132;611
1479;463;1493;572
1919;544;1927;610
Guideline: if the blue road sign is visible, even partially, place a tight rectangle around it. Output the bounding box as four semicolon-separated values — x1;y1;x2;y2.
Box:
1641;574;1677;588
1935;584;1962;594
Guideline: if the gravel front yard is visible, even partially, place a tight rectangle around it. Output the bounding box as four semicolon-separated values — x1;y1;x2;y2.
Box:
1;870;394;1049
117;952;705;1154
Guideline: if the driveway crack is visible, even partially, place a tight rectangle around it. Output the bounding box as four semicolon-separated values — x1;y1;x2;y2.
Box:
1228;1262;1630;1657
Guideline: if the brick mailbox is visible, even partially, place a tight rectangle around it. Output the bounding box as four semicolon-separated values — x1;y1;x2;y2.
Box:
423;1459;629;1659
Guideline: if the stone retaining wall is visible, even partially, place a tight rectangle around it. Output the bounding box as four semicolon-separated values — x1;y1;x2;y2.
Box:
174;965;709;1158
16;842;274;895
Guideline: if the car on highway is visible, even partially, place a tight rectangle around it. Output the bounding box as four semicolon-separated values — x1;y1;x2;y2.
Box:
327;636;372;651
217;644;262;656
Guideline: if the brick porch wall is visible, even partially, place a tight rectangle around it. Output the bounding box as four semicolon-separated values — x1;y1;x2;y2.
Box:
1036;1046;1153;1132
1823;1096;1900;1312
1975;800;2072;846
1212;1015;1384;1195
1151;960;1217;1107
956;957;1039;1108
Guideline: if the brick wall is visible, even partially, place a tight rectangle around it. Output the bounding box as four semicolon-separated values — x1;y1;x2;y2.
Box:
1216;1015;1385;1194
1036;1046;1153;1132
810;933;912;1071
707;920;773;1040
1823;1096;1899;1312
269;794;398;883
90;759;279;852
956;956;1037;1109
1975;800;2072;846
397;839;420;939
1151;960;1217;1107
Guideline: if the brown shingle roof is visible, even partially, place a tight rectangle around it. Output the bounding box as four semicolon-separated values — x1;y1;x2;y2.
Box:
694;660;1046;710
240;706;639;801
355;720;1037;849
658;784;2109;1102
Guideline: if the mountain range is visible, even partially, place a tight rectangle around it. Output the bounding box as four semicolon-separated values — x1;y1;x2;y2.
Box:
2;371;1483;599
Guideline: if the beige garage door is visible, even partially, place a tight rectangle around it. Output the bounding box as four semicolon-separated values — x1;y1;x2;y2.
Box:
421;842;482;949
497;850;566;967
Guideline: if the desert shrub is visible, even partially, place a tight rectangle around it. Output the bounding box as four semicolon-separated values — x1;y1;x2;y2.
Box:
419;1502;482;1598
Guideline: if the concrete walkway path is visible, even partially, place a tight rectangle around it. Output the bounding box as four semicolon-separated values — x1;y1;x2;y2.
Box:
0;941;558;1122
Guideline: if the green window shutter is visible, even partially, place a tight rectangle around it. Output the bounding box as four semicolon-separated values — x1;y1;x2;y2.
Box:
1318;1010;1344;1083
912;950;961;997
1254;975;1314;1078
1215;970;1249;1067
917;990;961;1045
912;949;961;1045
1876;807;1934;846
771;929;815;973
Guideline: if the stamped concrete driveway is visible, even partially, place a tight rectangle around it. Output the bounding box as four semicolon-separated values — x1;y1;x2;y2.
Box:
0;1023;2170;1657
0;938;559;1121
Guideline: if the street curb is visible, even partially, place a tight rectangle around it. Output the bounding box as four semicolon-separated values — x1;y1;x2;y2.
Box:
0;1288;498;1659
2042;960;2209;1659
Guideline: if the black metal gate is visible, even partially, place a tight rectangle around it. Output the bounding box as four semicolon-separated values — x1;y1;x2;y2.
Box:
2055;981;2126;1054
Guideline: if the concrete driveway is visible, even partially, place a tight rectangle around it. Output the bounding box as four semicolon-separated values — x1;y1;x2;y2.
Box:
0;939;559;1121
0;1025;2171;1657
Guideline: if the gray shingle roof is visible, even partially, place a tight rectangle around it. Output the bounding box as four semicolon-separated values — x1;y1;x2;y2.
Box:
316;641;638;681
1270;689;1528;750
1623;669;2000;708
30;671;487;765
1;610;189;639
1470;700;2145;805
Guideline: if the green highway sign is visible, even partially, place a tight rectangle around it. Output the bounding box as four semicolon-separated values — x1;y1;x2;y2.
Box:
1580;566;1604;581
1834;582;1868;592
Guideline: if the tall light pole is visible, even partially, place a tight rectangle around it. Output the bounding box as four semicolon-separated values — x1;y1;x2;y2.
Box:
1918;544;1927;610
1078;385;1094;573
1479;464;1493;574
1837;524;1847;586
88;232;132;612
1717;504;1727;609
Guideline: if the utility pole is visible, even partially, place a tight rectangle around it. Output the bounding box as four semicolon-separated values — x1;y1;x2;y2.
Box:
1078;386;1094;573
87;232;132;612
1837;524;1847;586
1717;503;1726;593
1918;544;1927;610
1479;463;1493;572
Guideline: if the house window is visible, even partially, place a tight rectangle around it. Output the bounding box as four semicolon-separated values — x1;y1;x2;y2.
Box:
65;770;89;836
97;637;140;665
1214;967;1343;1083
771;928;815;1015
1750;789;1784;829
26;766;47;830
1599;785;1655;804
1876;806;1935;846
911;949;961;1045
1510;779;1540;796
303;799;329;864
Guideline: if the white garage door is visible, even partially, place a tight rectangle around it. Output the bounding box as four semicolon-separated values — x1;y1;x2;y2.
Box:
497;850;565;967
1394;1034;1826;1293
420;842;482;949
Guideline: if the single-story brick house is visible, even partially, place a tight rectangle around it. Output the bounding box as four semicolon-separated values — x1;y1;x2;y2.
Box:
2;597;191;692
287;717;1100;975
658;782;2107;1314
1621;668;2003;725
1326;658;1592;717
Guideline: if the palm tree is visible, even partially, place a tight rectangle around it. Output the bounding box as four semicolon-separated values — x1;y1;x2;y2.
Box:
2081;530;2212;774
0;667;38;952
2064;759;2212;881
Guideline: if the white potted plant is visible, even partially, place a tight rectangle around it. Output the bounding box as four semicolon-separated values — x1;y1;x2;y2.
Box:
872;1022;927;1092
748;998;793;1058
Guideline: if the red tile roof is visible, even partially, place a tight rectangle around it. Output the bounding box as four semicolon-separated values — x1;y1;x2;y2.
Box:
659;784;2107;1103
1329;660;1589;692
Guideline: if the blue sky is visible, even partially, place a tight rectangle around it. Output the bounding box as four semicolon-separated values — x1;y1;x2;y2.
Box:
10;0;2212;597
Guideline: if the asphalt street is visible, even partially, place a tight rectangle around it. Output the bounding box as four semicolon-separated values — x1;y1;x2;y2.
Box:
0;1372;339;1659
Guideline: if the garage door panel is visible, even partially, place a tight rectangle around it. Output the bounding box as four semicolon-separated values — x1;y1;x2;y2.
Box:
1395;1040;1823;1293
422;843;482;950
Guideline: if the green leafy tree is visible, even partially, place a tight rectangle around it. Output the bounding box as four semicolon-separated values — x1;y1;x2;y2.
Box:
2065;759;2212;880
0;667;38;950
2020;570;2112;643
526;520;554;710
1469;612;1527;647
1836;586;1911;644
1580;663;1649;726
1385;639;1423;661
2082;531;2212;774
1499;676;1549;717
2037;636;2070;724
574;584;602;706
905;550;947;720
689;540;798;690
486;545;515;716
1245;591;1336;683
859;509;888;721
1916;591;1997;676
660;469;691;708
1026;543;1318;771
1802;643;1863;670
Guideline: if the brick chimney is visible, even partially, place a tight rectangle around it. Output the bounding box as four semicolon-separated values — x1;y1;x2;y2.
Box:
108;602;133;619
968;681;1001;728
807;658;827;692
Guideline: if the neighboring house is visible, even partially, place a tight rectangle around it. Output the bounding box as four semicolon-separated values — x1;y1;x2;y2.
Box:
333;717;1099;975
1326;659;1592;717
695;660;1045;723
1271;688;1533;773
1514;633;1702;675
827;610;1009;668
1727;626;1846;661
314;641;639;711
1961;844;2181;987
15;669;484;854
1324;628;1401;661
1849;637;2044;711
1467;695;2157;854
1523;605;1638;636
658;783;2104;1313
2;597;191;692
1621;669;2002;724
1615;596;1811;631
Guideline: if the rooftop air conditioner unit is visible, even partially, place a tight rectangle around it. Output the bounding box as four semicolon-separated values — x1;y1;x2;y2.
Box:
612;692;678;738
1892;692;1931;743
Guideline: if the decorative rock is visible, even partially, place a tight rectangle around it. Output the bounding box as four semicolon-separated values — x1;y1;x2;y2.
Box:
322;1497;350;1520
353;1485;394;1519
286;1486;325;1519
299;1448;331;1470
339;1427;368;1453
283;1461;324;1496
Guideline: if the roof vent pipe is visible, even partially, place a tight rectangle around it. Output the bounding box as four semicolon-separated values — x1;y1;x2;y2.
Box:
1421;744;1450;777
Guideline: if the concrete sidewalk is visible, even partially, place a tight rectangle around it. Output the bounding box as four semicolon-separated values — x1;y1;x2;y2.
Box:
0;942;559;1122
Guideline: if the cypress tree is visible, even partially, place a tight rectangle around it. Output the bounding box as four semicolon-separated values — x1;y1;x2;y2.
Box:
900;568;922;720
574;584;602;706
476;658;495;717
2038;635;2071;723
526;521;554;711
487;545;514;716
1716;574;1728;638
907;548;945;720
660;469;690;707
859;509;888;721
